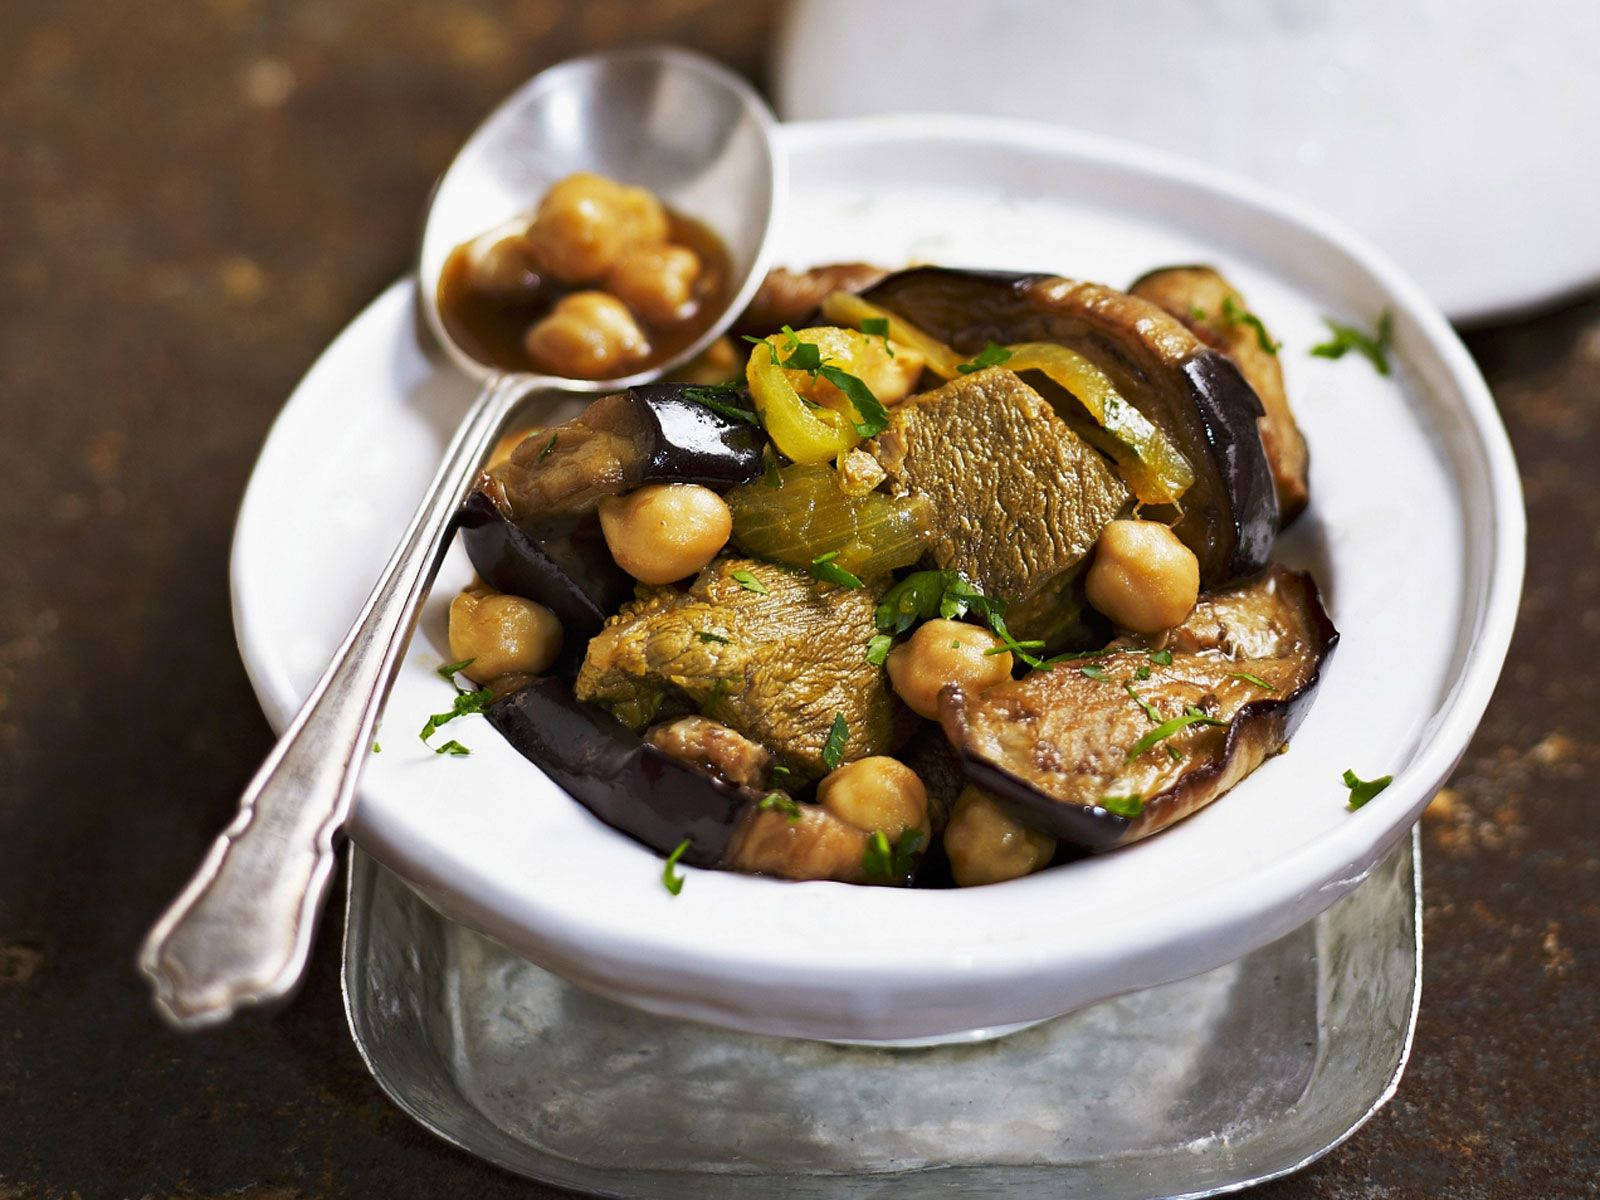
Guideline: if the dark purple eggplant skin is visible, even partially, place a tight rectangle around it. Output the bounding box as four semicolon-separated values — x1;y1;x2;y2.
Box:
859;267;1278;585
629;383;767;488
950;570;1339;851
455;492;630;672
487;677;750;867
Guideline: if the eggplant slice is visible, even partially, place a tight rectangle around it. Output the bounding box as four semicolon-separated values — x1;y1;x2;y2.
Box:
1130;265;1310;525
488;678;897;883
859;268;1279;586
940;565;1337;850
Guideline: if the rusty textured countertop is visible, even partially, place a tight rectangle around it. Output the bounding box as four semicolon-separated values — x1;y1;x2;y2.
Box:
1;2;1596;1196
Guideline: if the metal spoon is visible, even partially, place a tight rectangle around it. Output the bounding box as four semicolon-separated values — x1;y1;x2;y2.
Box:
139;46;784;1030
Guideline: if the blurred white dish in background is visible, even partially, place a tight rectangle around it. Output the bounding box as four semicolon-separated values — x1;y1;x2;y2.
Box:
774;0;1600;324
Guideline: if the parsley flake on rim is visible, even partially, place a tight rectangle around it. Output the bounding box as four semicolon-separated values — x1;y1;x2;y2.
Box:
436;658;475;683
433;739;470;757
1342;769;1392;811
821;713;850;771
731;569;769;595
956;341;1013;374
661;838;692;895
1311;310;1394;375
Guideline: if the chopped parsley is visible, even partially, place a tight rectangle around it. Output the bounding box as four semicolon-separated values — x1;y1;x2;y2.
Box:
1228;670;1277;692
1099;794;1145;819
1123;682;1162;723
1148;649;1174;666
696;630;731;644
1166;744;1183;762
860;315;894;356
371;741;381;754
1221;294;1280;355
759;792;802;821
1342;769;1392;811
1126;707;1227;760
821;713;849;770
683;382;760;426
770;763;794;783
433;739;470;757
956;341;1013;374
731;569;769;595
1311;310;1394;375
1135;665;1152;680
662;838;692;895
986;638;1044;657
537;432;559;461
1188;303;1208;321
862;827;925;883
437;658;475;683
864;634;893;666
1080;665;1111;681
748;327;890;437
810;550;864;589
419;684;493;746
874;570;1045;667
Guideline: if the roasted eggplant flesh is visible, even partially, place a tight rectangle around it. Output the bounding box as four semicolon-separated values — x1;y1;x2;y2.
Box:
456;490;630;666
942;565;1337;850
860;267;1278;586
485;384;766;522
1130;265;1309;525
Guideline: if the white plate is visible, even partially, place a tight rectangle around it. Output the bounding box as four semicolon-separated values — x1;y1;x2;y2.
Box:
232;116;1522;1042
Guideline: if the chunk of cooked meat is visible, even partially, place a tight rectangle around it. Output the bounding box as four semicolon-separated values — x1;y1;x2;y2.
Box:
645;715;773;789
724;803;874;883
734;263;889;337
576;557;910;779
941;565;1336;848
869;366;1129;642
1130;265;1309;524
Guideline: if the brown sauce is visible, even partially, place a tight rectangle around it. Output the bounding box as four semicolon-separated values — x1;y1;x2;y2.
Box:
437;209;733;376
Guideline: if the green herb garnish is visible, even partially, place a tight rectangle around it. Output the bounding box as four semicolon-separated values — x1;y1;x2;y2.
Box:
749;327;890;437
865;634;893;666
437;658;475;683
419;685;493;745
371;741;381;754
821;713;849;770
810;550;865;589
874;570;1045;666
1148;649;1173;666
1080;665;1111;681
985;639;1045;657
731;569;769;595
956;341;1013;374
1221;294;1280;355
1311;310;1394;375
862;827;925;882
696;631;731;644
1126;707;1227;760
434;739;470;757
1123;682;1162;723
662;838;692;895
1166;744;1183;762
1228;670;1277;692
1135;665;1152;680
759;792;803;821
770;764;794;783
537;432;559;461
860;315;894;356
1188;303;1208;321
1099;794;1145;818
1342;769;1392;811
683;382;760;426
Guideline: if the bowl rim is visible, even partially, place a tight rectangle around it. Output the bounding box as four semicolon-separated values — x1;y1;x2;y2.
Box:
232;112;1524;1040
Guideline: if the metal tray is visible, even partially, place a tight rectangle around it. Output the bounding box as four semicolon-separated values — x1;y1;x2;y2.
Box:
340;828;1421;1198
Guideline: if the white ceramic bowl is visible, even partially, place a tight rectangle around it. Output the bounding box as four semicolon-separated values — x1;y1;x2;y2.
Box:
232;116;1522;1042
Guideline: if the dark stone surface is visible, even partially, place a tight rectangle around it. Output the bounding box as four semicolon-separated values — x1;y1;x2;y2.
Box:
0;2;1594;1196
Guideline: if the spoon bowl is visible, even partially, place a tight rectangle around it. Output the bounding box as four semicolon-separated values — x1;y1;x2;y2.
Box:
419;45;784;388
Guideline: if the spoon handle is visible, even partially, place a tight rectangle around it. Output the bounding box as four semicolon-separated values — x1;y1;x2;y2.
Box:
138;373;528;1029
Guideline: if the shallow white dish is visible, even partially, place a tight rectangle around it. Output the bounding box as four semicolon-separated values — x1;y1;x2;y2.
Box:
232;115;1522;1042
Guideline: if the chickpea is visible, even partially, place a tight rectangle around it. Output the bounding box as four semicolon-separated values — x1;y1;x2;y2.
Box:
1085;519;1201;633
528;172;628;282
597;482;731;584
465;230;545;301
613;183;669;246
607;243;702;326
818;756;929;840
886;618;1013;720
944;787;1055;887
448;589;563;683
525;291;650;380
